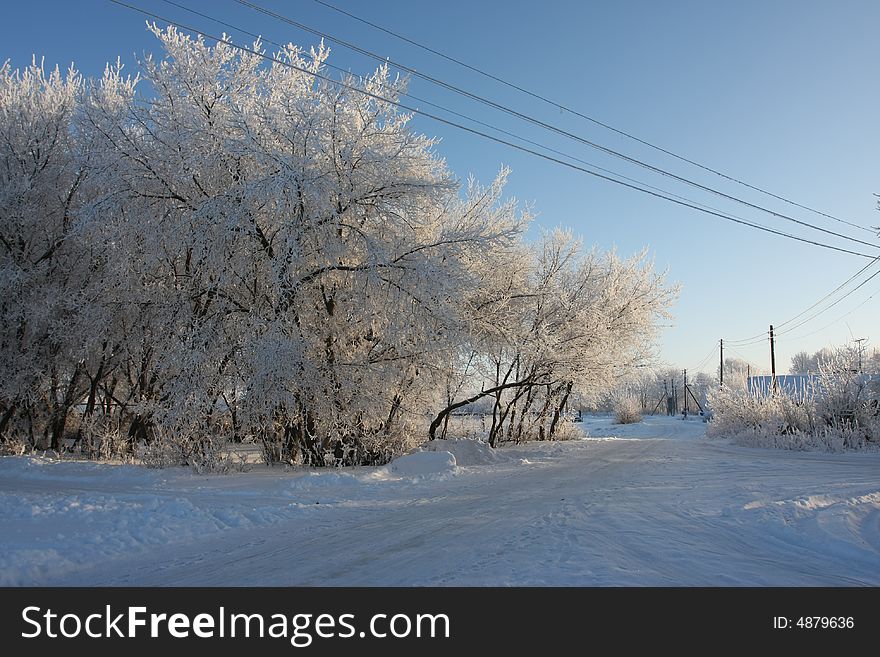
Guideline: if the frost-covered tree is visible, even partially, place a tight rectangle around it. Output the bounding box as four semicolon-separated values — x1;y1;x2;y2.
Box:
864;349;880;375
1;26;676;465
0;59;90;449
75;27;526;464
718;357;751;388
789;349;833;375
430;230;676;445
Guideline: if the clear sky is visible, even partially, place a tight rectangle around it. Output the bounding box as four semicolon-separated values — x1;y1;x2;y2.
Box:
3;0;878;376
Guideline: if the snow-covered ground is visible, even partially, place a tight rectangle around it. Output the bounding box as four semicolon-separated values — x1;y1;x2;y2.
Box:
1;415;878;586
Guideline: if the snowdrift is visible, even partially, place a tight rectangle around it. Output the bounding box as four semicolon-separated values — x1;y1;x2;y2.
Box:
389;451;457;476
417;438;505;465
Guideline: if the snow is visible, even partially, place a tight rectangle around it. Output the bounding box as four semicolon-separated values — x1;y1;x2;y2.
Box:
388;450;458;477
417;438;506;465
1;415;879;586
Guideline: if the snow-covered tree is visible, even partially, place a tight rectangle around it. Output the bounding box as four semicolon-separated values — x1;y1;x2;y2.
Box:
0;59;89;449
1;26;676;465
430;230;676;445
76;27;526;464
864;348;880;375
789;349;833;375
719;357;752;388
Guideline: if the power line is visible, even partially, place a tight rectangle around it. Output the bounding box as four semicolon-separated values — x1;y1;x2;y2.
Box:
775;265;880;337
725;256;880;345
152;1;800;224
774;258;880;331
723;325;769;346
313;0;877;237
735;262;880;343
724;333;768;347
724;324;769;345
725;345;765;372
725;334;771;349
232;0;880;251
688;343;718;373
157;0;851;253
783;286;880;342
106;0;879;260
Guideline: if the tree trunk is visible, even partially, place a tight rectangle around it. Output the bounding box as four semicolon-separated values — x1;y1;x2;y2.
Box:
50;362;84;451
0;404;16;441
548;381;573;440
428;377;536;443
513;386;536;442
537;384;554;441
127;413;153;452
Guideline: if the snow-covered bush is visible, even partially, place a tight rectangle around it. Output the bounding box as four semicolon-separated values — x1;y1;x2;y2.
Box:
613;394;643;424
707;345;878;451
0;431;29;456
815;347;875;448
76;412;129;461
707;385;819;449
142;427;247;474
549;419;584;440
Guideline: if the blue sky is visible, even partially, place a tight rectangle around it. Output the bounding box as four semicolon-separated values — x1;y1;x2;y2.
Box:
3;0;878;375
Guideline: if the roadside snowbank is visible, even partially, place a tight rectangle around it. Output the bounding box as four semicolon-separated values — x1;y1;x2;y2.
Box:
389;451;457;476
417;438;505;465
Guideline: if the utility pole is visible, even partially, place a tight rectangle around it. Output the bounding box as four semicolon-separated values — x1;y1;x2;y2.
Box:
854;338;867;373
769;324;777;394
683;369;688;418
719;339;723;388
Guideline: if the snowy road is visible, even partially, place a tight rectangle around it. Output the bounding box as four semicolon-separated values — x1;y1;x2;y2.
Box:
2;416;879;585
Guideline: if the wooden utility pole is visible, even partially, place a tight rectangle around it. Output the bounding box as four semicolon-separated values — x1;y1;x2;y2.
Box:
683;369;688;417
769;324;777;394
719;339;723;388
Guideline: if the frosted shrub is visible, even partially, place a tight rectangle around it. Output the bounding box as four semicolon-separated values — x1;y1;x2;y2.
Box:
551;419;584;441
142;427;247;474
320;423;419;468
257;418;418;467
707;385;762;436
613;395;643;424
707;384;819;448
0;430;29;456
815;347;876;448
708;345;878;451
77;413;129;460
